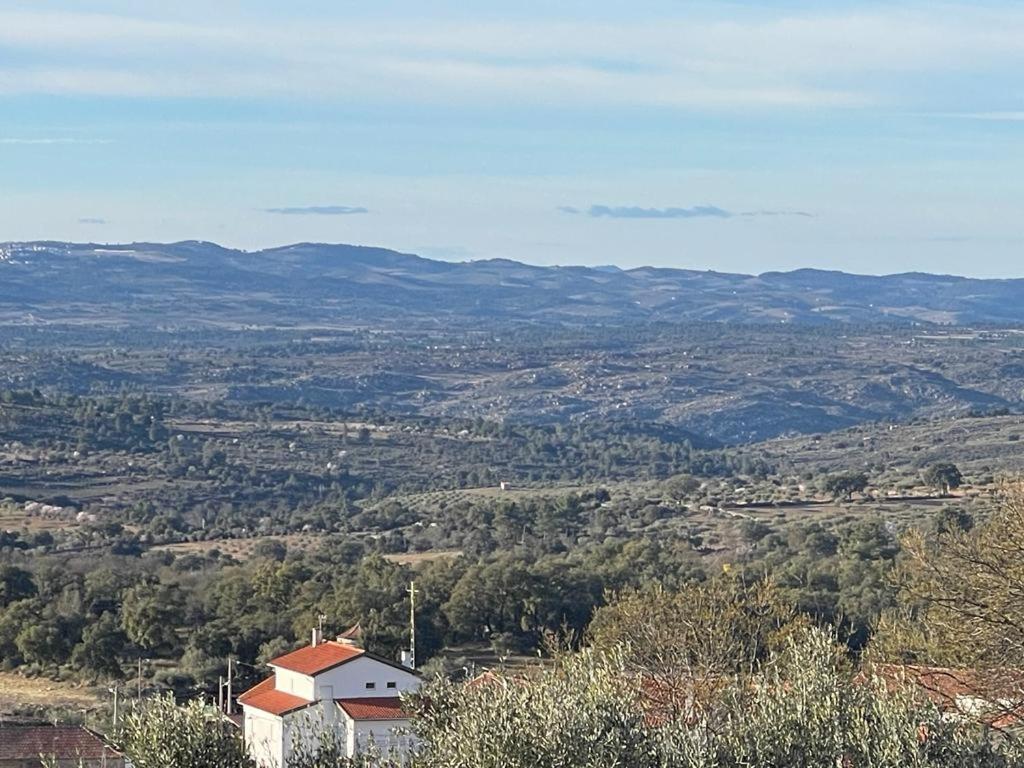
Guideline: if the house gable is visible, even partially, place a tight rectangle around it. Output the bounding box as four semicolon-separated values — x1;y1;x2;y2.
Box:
310;654;419;700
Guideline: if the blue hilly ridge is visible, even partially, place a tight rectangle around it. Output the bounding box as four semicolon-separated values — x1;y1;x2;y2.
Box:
1;240;1022;327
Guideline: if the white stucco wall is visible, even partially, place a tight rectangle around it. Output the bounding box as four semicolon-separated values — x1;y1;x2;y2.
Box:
246;701;418;765
341;714;418;761
243;705;284;768
312;655;420;699
280;708;318;767
272;667;316;700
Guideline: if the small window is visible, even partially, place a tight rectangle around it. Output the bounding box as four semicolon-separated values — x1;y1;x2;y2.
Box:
386;682;397;689
365;682;376;690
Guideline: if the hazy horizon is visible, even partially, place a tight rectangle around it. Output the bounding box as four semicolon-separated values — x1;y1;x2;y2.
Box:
5;237;1021;282
3;1;1024;277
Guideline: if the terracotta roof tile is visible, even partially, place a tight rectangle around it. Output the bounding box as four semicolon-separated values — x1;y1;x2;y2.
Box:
869;665;1024;729
336;697;408;721
270;641;364;676
237;674;312;716
237;674;277;702
0;725;121;761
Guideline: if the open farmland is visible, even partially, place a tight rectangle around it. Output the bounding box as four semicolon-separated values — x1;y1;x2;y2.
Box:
0;672;104;717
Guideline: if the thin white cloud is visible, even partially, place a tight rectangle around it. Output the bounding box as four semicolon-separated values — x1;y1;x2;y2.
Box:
562;204;815;220
264;205;369;216
739;209;815;218
0;6;1022;109
944;111;1024;121
0;10;236;49
587;204;732;219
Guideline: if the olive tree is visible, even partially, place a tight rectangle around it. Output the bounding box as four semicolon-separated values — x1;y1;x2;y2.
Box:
120;695;253;768
873;484;1024;703
407;628;1020;768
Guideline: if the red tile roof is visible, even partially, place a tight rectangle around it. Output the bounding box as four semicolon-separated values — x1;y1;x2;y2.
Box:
869;665;1024;730
270;641;365;676
337;697;408;721
237;675;312;716
0;725;121;761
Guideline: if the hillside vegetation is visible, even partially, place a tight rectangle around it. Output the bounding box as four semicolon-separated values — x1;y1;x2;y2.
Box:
2;243;1023;730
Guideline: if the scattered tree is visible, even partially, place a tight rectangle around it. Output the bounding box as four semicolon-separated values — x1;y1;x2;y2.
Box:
923;463;963;495
824;471;869;501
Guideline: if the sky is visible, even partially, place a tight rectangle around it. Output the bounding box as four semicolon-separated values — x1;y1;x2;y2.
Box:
1;1;1023;276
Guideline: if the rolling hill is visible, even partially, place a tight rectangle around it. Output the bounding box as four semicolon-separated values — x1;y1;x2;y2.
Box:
2;240;1022;328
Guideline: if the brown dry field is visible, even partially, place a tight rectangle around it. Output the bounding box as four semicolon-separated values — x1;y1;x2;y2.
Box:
0;672;104;714
152;532;324;560
383;550;463;566
154;535;463;566
0;509;77;532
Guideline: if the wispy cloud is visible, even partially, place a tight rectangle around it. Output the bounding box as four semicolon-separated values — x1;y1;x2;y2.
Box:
587;204;732;219
0;137;111;145
264;205;369;216
564;205;813;220
2;6;1023;110
923;234;1024;243
738;210;815;218
941;111;1024;121
78;217;106;224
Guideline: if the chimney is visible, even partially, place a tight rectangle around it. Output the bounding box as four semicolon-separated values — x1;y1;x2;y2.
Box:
312;627;323;647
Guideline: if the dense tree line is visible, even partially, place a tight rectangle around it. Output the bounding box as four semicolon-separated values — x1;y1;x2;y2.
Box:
0;500;912;694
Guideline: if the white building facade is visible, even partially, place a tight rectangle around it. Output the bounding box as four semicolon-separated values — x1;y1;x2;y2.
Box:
239;634;420;768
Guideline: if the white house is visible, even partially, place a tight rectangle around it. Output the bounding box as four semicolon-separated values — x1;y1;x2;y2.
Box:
239;630;420;768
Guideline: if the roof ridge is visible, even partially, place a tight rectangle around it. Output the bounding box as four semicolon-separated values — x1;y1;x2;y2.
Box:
268;640;365;675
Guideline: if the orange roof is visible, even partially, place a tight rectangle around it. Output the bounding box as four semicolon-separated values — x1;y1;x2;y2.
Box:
337;696;408;721
270;641;365;676
871;665;1024;703
238;675;312;716
869;665;1024;730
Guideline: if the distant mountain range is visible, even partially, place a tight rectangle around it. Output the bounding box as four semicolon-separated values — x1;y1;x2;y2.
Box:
1;240;1022;328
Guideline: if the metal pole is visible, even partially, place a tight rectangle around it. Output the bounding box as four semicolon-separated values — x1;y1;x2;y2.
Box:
218;676;224;713
226;657;234;715
112;687;118;734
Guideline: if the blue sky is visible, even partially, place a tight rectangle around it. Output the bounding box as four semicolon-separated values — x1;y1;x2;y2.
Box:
1;1;1023;276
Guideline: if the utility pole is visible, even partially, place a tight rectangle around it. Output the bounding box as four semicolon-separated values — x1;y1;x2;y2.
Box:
218;676;224;713
226;657;234;715
407;580;418;669
108;686;119;735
